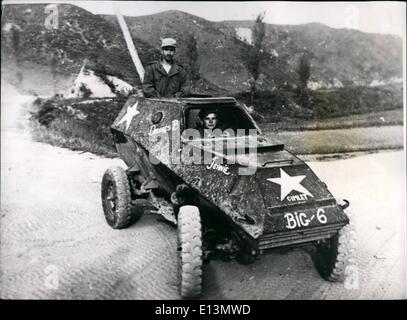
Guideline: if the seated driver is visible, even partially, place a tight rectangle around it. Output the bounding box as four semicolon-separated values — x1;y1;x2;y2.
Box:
197;109;230;138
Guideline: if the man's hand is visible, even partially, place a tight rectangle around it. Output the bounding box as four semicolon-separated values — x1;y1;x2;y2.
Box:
131;88;145;98
137;89;145;98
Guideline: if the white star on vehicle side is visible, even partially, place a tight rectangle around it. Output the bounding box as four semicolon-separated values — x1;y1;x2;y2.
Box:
117;101;140;130
267;168;313;200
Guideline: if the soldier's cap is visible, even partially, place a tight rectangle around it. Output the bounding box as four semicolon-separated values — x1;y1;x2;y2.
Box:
161;38;177;48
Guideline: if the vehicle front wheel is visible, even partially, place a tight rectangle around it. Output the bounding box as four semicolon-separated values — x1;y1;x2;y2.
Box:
177;205;203;299
314;210;356;281
101;166;135;229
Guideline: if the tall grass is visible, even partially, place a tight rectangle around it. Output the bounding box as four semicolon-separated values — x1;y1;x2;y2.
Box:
260;109;403;132
272;126;403;155
236;84;403;123
30;97;126;157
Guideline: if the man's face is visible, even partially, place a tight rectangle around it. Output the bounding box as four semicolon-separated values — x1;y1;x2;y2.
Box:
202;113;218;130
162;46;175;63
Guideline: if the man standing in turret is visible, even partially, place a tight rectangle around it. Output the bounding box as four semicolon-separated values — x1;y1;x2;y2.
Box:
142;38;189;98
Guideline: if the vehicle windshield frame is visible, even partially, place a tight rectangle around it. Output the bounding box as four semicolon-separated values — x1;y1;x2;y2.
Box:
181;102;261;140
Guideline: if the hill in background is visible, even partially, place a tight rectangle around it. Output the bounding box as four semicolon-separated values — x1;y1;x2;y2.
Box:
218;20;402;89
1;3;403;115
103;9;402;92
1;3;158;94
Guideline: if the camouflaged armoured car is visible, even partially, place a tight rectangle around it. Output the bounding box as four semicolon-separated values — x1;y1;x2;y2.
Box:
101;96;355;299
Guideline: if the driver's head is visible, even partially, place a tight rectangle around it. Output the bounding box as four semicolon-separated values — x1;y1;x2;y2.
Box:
199;109;219;130
161;38;176;63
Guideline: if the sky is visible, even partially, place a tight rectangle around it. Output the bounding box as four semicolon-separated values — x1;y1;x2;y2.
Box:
3;1;406;38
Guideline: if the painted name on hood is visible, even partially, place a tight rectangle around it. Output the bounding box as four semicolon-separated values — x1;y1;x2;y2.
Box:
286;193;309;202
206;156;230;175
149;120;179;136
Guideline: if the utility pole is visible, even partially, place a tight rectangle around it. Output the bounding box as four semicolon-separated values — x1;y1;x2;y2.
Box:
113;4;145;82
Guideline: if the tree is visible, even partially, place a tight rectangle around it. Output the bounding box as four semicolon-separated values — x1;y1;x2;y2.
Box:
244;12;266;106
297;52;311;108
11;25;23;85
50;50;58;95
11;26;21;56
298;53;310;89
185;33;200;81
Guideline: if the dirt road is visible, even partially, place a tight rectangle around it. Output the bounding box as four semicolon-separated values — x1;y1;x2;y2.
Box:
1;84;406;299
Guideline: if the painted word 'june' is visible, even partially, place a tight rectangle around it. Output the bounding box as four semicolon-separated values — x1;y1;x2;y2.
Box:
206;156;230;175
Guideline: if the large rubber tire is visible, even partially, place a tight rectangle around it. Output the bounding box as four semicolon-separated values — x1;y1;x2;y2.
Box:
177;205;203;299
315;210;356;281
101;166;133;229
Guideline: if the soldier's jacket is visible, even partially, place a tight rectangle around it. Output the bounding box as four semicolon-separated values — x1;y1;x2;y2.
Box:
142;60;189;98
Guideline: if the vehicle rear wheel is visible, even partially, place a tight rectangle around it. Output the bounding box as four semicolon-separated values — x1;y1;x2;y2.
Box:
177;205;203;298
101;166;135;229
314;210;356;281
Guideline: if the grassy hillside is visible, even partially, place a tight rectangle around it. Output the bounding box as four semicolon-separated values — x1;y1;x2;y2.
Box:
236;83;403;122
219;21;403;88
1;3;158;89
2;4;403;94
3;4;402;93
102;10;258;93
103;10;402;92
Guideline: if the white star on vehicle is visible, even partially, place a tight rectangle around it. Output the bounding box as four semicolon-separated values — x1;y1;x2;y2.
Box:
267;168;313;200
117;101;140;130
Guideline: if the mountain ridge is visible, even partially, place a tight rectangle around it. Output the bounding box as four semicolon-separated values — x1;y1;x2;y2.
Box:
1;4;403;96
